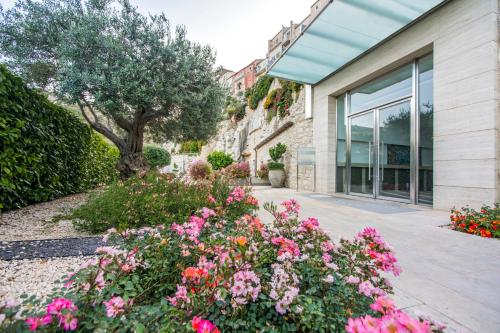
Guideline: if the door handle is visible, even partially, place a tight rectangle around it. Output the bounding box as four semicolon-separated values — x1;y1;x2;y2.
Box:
381;141;384;182
368;141;371;181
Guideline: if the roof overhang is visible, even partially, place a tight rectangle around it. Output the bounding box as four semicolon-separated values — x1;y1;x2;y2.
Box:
267;0;447;85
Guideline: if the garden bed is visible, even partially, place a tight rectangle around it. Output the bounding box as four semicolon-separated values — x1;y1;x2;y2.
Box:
449;204;500;239
0;171;446;332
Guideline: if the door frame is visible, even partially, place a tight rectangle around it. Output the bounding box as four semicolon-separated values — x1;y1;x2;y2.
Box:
346;97;413;203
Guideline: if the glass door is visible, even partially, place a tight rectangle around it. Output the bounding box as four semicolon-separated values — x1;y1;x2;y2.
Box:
377;100;411;201
349;111;374;197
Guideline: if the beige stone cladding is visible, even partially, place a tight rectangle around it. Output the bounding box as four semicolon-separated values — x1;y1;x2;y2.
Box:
312;0;500;209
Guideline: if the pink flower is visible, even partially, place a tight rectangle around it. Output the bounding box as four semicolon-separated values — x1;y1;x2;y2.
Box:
25;315;52;331
281;199;301;214
167;285;190;306
358;280;385;297
370;296;395;315
103;296;125;318
95;270;105;291
230;270;261;306
192;316;220;333
346;276;360;284
271;236;300;257
299;217;319;231
208;195;216;203
46;298;77;315
58;313;78;331
226;187;246;205
200;207;216;219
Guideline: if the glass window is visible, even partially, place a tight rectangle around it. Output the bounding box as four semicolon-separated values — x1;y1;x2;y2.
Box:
336;94;346;192
418;54;433;205
350;64;412;114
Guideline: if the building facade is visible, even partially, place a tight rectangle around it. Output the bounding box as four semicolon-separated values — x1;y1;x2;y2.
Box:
269;0;500;210
230;59;262;96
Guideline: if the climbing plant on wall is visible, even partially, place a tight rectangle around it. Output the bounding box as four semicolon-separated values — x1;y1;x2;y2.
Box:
263;80;303;122
245;75;274;109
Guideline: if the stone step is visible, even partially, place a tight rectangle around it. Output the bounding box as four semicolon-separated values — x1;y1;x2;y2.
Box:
251;177;271;186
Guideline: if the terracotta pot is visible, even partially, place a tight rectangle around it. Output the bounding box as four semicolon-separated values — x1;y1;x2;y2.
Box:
268;169;285;188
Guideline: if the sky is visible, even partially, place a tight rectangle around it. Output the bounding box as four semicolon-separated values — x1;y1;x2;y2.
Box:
0;0;312;71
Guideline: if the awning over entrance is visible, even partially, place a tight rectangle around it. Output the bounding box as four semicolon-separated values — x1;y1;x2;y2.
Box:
267;0;446;85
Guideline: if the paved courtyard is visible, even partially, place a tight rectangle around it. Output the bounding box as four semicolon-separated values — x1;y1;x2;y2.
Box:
253;187;500;333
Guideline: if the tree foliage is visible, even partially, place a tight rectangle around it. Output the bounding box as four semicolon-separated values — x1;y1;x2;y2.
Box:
0;0;224;177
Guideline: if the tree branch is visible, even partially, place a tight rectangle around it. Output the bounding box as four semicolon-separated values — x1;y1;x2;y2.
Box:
77;101;125;151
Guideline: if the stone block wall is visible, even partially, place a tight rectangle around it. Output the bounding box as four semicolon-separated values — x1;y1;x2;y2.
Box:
201;78;314;190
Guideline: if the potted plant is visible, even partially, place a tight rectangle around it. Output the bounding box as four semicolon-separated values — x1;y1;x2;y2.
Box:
268;143;287;188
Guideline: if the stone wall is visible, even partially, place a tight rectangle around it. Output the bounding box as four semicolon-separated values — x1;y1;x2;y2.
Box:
201;78;314;190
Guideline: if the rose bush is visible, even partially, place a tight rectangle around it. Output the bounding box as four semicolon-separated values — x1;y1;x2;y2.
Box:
1;185;445;332
450;204;500;239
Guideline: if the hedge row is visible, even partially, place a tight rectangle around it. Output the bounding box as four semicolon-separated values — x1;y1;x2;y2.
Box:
0;65;119;211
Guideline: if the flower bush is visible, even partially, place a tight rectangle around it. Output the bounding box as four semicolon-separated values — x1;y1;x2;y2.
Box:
2;187;446;332
188;159;212;180
257;163;269;179
450;204;500;238
71;171;230;233
223;161;250;179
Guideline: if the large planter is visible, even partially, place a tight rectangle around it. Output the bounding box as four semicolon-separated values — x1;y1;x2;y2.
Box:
268;169;285;188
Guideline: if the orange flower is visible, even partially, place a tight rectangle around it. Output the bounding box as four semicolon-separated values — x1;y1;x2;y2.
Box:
234;236;247;247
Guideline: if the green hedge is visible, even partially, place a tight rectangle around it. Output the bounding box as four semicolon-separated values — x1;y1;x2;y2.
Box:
0;65;119;211
143;145;171;168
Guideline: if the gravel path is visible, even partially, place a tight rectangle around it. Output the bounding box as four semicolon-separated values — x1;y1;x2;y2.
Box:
0;193;92;241
0;256;94;303
0;193;103;305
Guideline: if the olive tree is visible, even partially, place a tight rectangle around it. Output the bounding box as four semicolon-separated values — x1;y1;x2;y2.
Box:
0;0;224;177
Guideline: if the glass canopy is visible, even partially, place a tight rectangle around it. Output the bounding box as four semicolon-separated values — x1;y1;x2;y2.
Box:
267;0;445;84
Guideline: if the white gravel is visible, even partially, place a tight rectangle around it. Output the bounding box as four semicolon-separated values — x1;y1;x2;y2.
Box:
0;256;94;303
0;193;92;241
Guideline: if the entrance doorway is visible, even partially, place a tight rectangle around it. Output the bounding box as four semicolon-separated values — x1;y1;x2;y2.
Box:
348;99;411;202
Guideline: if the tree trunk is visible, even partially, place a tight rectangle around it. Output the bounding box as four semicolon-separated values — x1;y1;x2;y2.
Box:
117;150;148;178
116;120;149;178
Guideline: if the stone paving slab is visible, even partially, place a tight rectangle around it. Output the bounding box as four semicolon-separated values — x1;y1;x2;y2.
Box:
0;237;105;260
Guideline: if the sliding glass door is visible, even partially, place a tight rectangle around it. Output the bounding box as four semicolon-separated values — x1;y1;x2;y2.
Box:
349;111;374;196
378;100;411;201
337;53;433;205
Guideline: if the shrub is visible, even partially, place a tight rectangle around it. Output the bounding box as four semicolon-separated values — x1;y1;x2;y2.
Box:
450;204;500;238
269;143;287;162
188;159;212;181
257;163;269;179
179;140;205;154
246;75;273;110
224;161;250;179
207;151;234;170
225;96;246;122
71;171;228;233
143;146;171;168
268;162;285;170
0;196;445;332
0;65;118;211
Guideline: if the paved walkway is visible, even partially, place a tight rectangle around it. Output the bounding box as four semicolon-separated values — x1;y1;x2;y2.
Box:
253;187;500;333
